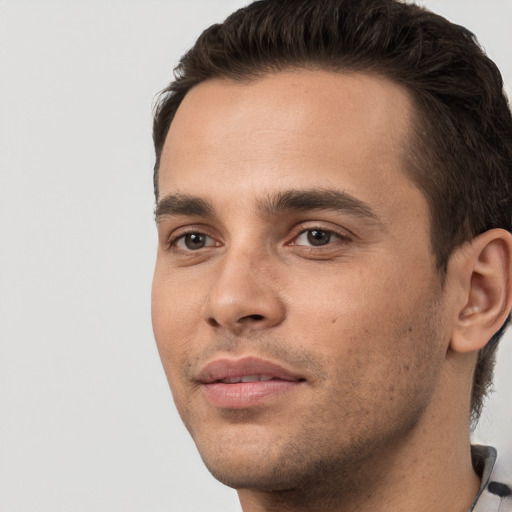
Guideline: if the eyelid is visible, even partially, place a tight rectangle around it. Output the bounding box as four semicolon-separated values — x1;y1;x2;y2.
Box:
174;233;218;251
164;224;222;251
292;230;341;247
286;222;353;246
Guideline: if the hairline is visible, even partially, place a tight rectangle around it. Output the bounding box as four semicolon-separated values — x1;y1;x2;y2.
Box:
153;64;449;272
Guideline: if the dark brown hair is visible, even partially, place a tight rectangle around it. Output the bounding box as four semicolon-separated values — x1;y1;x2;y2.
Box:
152;0;512;422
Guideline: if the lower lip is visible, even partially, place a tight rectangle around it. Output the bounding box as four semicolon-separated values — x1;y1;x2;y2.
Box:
202;380;301;408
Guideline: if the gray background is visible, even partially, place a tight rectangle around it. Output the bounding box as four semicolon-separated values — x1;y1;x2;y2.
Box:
0;1;511;511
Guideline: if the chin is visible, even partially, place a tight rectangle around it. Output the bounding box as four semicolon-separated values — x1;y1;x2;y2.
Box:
194;435;302;490
191;398;429;496
194;431;358;493
202;456;309;492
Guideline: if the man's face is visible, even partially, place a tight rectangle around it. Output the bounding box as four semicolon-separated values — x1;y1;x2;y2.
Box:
152;70;450;492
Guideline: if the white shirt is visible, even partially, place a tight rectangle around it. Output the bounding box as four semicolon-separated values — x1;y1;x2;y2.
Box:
471;445;512;511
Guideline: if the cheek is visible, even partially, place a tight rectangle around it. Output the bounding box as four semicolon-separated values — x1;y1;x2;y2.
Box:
285;260;441;369
294;282;445;428
287;266;394;339
152;258;204;324
151;265;201;378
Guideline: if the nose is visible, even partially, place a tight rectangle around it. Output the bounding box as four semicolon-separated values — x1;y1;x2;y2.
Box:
203;248;286;333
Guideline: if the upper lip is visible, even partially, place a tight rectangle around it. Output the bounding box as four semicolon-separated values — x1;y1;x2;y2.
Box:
197;356;305;384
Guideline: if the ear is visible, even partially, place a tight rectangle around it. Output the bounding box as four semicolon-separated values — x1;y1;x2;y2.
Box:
449;229;512;354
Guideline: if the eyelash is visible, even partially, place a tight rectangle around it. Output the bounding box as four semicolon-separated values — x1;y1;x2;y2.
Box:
166;228;218;252
288;225;351;249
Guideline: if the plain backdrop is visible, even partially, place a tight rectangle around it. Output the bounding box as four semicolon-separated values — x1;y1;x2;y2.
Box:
0;1;511;511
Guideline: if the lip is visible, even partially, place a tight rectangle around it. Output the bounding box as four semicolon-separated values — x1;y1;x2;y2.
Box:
197;356;306;409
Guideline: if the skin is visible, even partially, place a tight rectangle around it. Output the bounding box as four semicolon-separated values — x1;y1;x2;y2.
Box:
152;70;487;511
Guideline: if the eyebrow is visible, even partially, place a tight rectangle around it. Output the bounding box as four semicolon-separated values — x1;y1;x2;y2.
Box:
155;193;214;221
258;189;379;222
155;188;380;224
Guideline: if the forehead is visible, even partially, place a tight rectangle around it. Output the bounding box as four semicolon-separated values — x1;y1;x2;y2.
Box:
158;69;420;220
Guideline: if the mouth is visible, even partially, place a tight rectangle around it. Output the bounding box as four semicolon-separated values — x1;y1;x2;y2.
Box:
216;375;284;383
197;356;306;409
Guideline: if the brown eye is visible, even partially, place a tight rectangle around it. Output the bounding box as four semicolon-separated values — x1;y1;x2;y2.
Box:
184;233;206;249
174;232;217;251
293;229;340;247
306;230;332;246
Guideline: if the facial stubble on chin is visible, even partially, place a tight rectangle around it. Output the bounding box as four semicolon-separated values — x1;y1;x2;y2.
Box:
202;384;430;502
180;308;446;507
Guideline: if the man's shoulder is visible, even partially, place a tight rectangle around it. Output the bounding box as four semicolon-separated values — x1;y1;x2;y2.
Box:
471;445;512;512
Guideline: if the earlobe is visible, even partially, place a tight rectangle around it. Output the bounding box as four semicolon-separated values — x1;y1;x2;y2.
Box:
450;229;512;354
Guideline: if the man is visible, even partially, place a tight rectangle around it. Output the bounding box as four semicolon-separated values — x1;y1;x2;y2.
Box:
150;0;512;510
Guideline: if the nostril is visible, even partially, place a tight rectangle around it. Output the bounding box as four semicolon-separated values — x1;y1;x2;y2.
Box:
206;314;264;328
207;317;220;327
240;314;264;322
